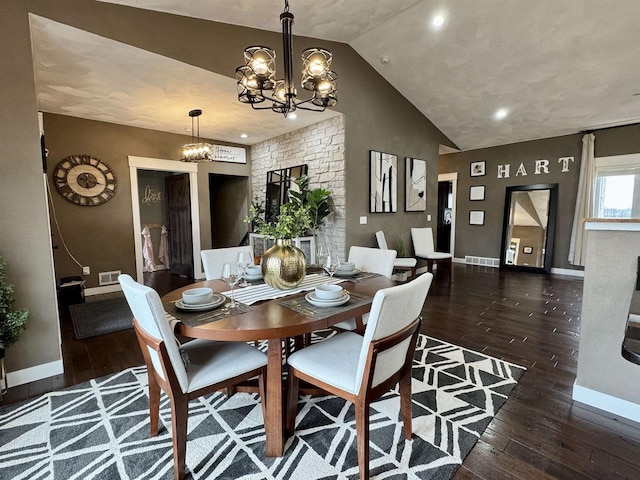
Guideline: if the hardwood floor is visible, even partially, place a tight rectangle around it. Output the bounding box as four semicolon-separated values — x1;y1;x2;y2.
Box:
3;265;640;479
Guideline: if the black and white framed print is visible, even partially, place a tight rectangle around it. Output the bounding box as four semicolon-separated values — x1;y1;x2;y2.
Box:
469;210;485;225
469;185;485;201
470;161;486;177
370;150;397;213
405;157;426;211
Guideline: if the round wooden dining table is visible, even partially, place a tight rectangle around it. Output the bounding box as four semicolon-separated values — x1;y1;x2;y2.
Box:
161;273;395;457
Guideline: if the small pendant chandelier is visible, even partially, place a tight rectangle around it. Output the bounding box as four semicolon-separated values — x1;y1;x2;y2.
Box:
235;0;338;118
180;109;214;162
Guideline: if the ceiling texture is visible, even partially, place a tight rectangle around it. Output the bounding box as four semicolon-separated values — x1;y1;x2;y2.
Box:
31;0;640;151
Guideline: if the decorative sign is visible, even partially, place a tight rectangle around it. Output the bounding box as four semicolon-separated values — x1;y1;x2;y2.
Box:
141;185;163;206
211;145;246;164
496;157;574;178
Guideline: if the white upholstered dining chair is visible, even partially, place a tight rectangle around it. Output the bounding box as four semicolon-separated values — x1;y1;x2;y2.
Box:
375;230;417;279
118;274;267;480
286;272;434;480
332;246;397;332
201;246;254;280
411;227;452;283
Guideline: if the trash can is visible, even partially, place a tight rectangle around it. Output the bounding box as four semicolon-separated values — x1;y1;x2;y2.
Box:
58;276;86;306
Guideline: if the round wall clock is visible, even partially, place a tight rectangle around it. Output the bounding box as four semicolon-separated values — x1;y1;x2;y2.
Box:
53;154;118;206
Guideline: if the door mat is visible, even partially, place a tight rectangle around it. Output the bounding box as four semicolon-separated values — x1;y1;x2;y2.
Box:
69;297;133;339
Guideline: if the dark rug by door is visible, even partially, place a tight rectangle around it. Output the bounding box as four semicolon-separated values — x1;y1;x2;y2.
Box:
0;334;525;479
69;296;133;339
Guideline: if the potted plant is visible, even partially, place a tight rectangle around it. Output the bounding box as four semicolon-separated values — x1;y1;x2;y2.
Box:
289;175;332;263
245;201;312;289
0;255;28;399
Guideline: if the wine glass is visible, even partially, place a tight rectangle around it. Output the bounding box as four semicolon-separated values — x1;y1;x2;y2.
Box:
316;245;327;271
323;253;339;280
236;251;253;287
220;263;241;307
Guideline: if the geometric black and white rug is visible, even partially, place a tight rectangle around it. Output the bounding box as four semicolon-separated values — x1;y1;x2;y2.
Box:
0;334;525;479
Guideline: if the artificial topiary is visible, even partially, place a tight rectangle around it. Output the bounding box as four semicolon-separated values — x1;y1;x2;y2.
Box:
0;255;28;353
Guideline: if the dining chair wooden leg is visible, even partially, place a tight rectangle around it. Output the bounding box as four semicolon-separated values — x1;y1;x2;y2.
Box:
427;259;435;273
170;395;189;480
355;401;370;480
399;372;413;439
258;369;267;422
148;373;161;436
286;374;300;435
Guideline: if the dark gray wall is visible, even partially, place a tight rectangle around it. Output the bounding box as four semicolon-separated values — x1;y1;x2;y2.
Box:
44;113;249;287
0;0;60;372
440;123;640;271
439;134;583;270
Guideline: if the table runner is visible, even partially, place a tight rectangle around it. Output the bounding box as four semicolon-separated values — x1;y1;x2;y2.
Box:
220;273;343;305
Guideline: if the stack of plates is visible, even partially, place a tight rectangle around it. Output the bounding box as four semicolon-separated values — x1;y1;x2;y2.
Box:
176;293;226;311
244;273;263;282
305;291;350;308
333;268;361;278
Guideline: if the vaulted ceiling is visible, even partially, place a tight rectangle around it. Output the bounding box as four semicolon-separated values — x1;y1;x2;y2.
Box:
31;0;640;150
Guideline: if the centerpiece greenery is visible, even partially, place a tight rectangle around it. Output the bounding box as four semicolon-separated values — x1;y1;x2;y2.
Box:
245;199;312;239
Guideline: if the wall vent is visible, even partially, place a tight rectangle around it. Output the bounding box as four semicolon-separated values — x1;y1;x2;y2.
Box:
464;256;500;268
99;270;122;286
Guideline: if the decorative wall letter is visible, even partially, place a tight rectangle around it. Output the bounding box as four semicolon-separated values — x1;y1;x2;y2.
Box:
535;159;550;174
515;163;527;176
497;164;510;178
558;156;575;172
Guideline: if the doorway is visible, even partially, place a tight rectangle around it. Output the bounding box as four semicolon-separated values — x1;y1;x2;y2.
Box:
437;172;457;255
128;156;202;282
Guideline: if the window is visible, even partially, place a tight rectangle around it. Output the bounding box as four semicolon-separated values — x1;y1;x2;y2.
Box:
594;154;640;218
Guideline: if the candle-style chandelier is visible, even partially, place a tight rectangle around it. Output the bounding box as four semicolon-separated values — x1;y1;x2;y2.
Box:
235;0;338;117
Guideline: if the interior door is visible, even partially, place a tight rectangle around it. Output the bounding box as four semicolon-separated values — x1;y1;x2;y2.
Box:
165;173;193;277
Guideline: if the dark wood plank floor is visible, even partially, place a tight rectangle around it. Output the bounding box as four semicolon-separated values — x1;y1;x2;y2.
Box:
3;266;640;479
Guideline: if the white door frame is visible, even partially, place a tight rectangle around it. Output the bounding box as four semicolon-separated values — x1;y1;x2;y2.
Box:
438;172;457;257
128;156;202;282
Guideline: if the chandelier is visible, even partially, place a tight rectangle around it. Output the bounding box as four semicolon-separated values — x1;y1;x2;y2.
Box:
235;0;338;117
180;109;214;162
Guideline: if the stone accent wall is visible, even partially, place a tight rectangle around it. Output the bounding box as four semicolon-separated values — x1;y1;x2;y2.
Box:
250;115;346;258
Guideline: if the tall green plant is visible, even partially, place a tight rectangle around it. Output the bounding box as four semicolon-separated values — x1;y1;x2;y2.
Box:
290;175;332;235
0;256;28;352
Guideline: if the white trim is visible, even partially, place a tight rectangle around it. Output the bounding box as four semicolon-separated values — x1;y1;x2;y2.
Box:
7;359;64;387
573;382;640;424
453;257;466;263
438;172;457;257
550;267;585;278
585;221;640;232
595;153;640;168
85;284;122;296
128;156;203;282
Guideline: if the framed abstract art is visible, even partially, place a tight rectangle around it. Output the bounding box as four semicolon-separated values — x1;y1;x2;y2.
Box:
405;157;426;211
370;150;397;213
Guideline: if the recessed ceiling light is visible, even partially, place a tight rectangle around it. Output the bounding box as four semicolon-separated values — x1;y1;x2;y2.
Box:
288;113;298;120
494;109;508;120
432;15;445;27
240;133;248;138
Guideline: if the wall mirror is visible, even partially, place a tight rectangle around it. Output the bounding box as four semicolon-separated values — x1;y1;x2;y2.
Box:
265;164;308;222
500;183;558;273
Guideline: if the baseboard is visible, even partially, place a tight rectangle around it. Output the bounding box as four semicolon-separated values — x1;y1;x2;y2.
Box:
85;284;122;296
550;267;584;278
572;382;640;424
7;359;64;387
453;257;466;264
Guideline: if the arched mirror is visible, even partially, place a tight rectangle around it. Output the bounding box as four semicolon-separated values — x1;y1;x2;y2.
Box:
500;183;558;273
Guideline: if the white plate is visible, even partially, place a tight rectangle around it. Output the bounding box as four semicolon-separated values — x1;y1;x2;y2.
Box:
176;293;226;311
333;268;361;278
305;292;350;308
244;274;263;281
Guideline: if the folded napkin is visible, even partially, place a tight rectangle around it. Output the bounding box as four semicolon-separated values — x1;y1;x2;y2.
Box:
221;273;343;305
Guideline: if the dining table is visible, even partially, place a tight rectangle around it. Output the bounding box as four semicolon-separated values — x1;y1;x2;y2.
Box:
160;271;395;457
